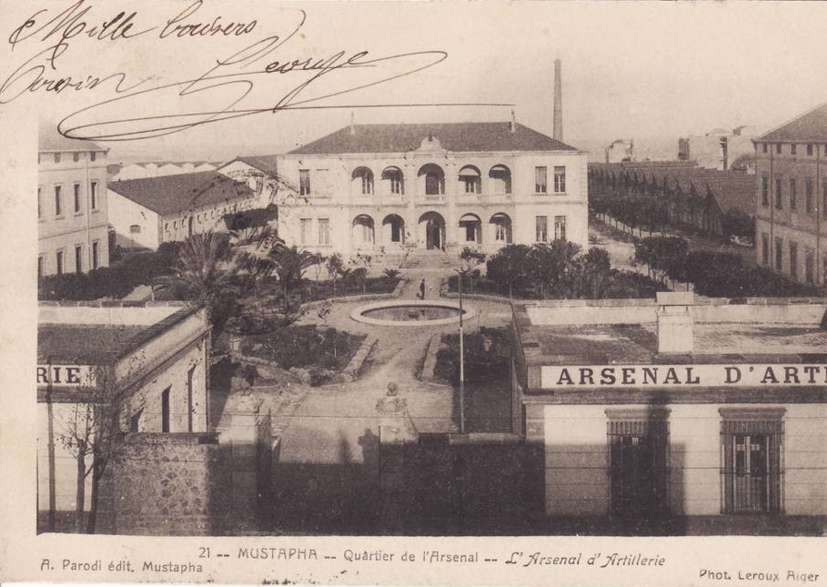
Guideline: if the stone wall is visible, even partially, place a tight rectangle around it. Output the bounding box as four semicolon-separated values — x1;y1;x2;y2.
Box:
101;400;277;535
103;433;229;535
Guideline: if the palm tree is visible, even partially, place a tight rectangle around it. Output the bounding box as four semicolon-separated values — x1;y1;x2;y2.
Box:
265;244;321;312
157;231;240;335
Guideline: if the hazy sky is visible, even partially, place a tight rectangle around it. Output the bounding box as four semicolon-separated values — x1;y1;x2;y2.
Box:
6;1;827;162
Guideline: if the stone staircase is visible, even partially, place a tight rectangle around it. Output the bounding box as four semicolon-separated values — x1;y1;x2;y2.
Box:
402;250;456;270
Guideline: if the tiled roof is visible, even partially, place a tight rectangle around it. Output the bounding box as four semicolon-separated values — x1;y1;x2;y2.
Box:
231;155;280;177
39;124;107;153
702;174;756;217
758;103;827;142
289;122;577;155
38;324;147;364
126;160;218;168
589;162;755;216
38;304;202;365
108;171;254;217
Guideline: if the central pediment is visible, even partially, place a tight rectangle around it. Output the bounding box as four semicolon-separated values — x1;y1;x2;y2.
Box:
415;134;444;152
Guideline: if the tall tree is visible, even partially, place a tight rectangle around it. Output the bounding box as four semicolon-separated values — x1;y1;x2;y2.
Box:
486;244;532;297
266;245;321;312
581;247;612;298
457;247;487;292
169;231;240;336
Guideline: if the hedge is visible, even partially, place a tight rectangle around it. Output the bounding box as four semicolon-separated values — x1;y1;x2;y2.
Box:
38;242;181;301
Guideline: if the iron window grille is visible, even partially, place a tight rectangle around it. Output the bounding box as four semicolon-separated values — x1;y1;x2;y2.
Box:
719;408;784;514
606;409;671;519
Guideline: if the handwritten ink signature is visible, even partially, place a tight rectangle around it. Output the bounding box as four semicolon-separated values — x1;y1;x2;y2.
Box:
1;0;510;142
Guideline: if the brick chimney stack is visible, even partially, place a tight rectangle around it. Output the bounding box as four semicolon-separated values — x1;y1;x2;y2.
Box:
553;59;563;142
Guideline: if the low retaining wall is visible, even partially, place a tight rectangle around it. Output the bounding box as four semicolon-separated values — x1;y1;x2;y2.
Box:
351;299;477;327
420;333;443;382
443;292;516;305
391;278;408;297
337;334;378;382
301;292;394;313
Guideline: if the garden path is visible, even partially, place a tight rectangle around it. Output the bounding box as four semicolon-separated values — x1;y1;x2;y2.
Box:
257;262;514;530
278;269;457;464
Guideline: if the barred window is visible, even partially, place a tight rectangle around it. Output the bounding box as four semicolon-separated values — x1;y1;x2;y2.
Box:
720;408;784;514
606;408;671;518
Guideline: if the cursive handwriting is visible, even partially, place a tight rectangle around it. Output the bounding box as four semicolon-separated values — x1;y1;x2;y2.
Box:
2;0;510;142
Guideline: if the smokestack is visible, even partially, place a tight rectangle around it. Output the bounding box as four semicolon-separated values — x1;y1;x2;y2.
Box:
509;109;516;133
553;59;563;142
720;136;728;170
350;112;355;135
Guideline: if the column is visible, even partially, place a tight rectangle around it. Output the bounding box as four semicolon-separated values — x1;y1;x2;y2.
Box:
404;161;417;248
445;159;457;249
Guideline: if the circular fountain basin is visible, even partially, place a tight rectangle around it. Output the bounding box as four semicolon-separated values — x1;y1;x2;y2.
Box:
350;300;476;327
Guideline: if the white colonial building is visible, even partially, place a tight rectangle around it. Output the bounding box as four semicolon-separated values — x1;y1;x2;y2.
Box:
38;126;110;277
221;120;588;258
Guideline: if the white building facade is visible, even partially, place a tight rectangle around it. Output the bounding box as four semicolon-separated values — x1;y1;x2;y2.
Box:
38;128;110;277
37;302;211;531
753;103;827;287
226;122;589;258
513;294;827;531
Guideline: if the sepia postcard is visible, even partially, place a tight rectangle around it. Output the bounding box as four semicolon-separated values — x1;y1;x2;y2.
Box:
0;1;825;586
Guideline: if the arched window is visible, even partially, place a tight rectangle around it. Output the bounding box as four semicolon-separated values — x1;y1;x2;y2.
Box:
381;167;404;195
458;213;482;244
489;213;512;244
489;165;512;194
418;164;445;196
382;214;406;244
458;165;481;194
352;167;374;195
352;214;375;246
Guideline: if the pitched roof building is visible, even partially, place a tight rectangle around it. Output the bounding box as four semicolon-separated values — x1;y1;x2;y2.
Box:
37;301;211;532
588;161;756;236
753;103;827;286
107;171;258;250
289;122;576;155
229;118;588;257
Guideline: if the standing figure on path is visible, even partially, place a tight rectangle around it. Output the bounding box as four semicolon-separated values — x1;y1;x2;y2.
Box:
419;278;426;299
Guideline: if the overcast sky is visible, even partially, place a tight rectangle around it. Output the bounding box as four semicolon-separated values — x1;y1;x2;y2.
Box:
8;1;827;162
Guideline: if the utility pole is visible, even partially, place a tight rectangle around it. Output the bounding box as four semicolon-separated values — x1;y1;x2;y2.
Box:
46;357;56;531
457;270;465;434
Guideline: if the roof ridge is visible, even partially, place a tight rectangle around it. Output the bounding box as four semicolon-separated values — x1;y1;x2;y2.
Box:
757;101;827;141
